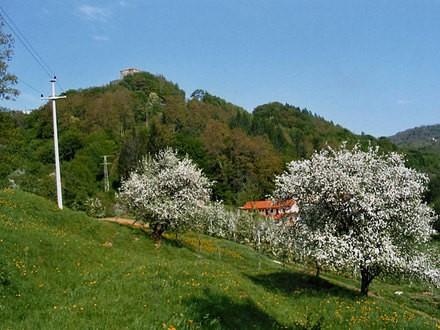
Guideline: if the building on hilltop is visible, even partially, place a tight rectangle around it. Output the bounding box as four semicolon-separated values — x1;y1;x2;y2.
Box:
240;199;299;222
120;67;141;79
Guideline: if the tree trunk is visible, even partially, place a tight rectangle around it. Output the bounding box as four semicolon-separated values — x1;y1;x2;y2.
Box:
152;223;165;242
360;267;374;296
315;261;321;278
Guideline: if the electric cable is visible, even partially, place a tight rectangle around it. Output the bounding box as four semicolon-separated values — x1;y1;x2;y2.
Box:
0;6;54;78
0;6;66;94
18;78;43;95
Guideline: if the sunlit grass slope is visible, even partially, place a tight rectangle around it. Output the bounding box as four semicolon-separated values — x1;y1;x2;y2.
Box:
0;189;438;329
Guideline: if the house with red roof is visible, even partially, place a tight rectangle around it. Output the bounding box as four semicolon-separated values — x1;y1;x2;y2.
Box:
240;199;299;222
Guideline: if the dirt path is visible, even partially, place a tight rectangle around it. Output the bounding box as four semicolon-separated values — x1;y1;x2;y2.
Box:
99;217;149;229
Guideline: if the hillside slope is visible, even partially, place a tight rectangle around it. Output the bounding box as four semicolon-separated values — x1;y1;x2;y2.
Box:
0;190;438;329
390;124;440;150
0;71;395;209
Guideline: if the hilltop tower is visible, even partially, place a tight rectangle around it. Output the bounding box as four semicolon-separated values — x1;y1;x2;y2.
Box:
120;67;141;79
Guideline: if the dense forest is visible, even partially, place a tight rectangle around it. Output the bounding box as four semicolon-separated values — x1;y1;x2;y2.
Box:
390;124;440;149
1;71;438;229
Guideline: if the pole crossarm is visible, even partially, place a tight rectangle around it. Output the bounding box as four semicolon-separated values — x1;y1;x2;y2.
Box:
42;95;66;101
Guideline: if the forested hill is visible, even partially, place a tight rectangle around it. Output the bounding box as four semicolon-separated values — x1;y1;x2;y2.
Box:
0;71;394;210
389;124;440;150
388;125;440;222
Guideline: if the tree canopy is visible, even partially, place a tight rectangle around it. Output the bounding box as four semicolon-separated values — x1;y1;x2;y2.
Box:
118;148;213;239
273;145;439;295
0;16;18;100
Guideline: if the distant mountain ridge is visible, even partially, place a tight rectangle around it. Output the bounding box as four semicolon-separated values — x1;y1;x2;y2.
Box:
389;124;440;149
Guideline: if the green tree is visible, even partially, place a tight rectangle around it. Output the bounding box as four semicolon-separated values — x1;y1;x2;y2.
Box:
0;16;18;100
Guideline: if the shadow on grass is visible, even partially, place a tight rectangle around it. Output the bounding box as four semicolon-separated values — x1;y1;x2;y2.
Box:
160;236;185;249
185;289;322;330
246;271;358;299
130;228;186;248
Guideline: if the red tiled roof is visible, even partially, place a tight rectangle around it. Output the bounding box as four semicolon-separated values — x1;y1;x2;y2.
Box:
240;199;296;210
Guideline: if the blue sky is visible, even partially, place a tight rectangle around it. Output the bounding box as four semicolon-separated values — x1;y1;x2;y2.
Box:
1;1;440;137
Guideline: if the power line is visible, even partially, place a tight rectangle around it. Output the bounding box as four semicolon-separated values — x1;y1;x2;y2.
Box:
0;6;67;94
55;78;66;94
0;6;54;78
18;78;43;95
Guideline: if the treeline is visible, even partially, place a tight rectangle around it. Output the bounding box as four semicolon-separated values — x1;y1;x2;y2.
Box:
0;71;419;213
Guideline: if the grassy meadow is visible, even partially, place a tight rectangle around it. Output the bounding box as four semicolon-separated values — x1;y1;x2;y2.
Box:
0;189;438;329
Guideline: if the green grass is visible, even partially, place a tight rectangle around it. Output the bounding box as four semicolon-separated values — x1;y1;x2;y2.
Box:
0;189;438;329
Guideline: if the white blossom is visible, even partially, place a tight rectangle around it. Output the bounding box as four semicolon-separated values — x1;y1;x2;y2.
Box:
118;148;212;235
273;144;439;294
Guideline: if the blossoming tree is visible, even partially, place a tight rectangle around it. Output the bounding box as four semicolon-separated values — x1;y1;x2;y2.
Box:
273;145;439;295
118;148;212;240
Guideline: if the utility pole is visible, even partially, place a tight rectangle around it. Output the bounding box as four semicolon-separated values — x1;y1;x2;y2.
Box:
42;76;66;209
101;155;111;192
